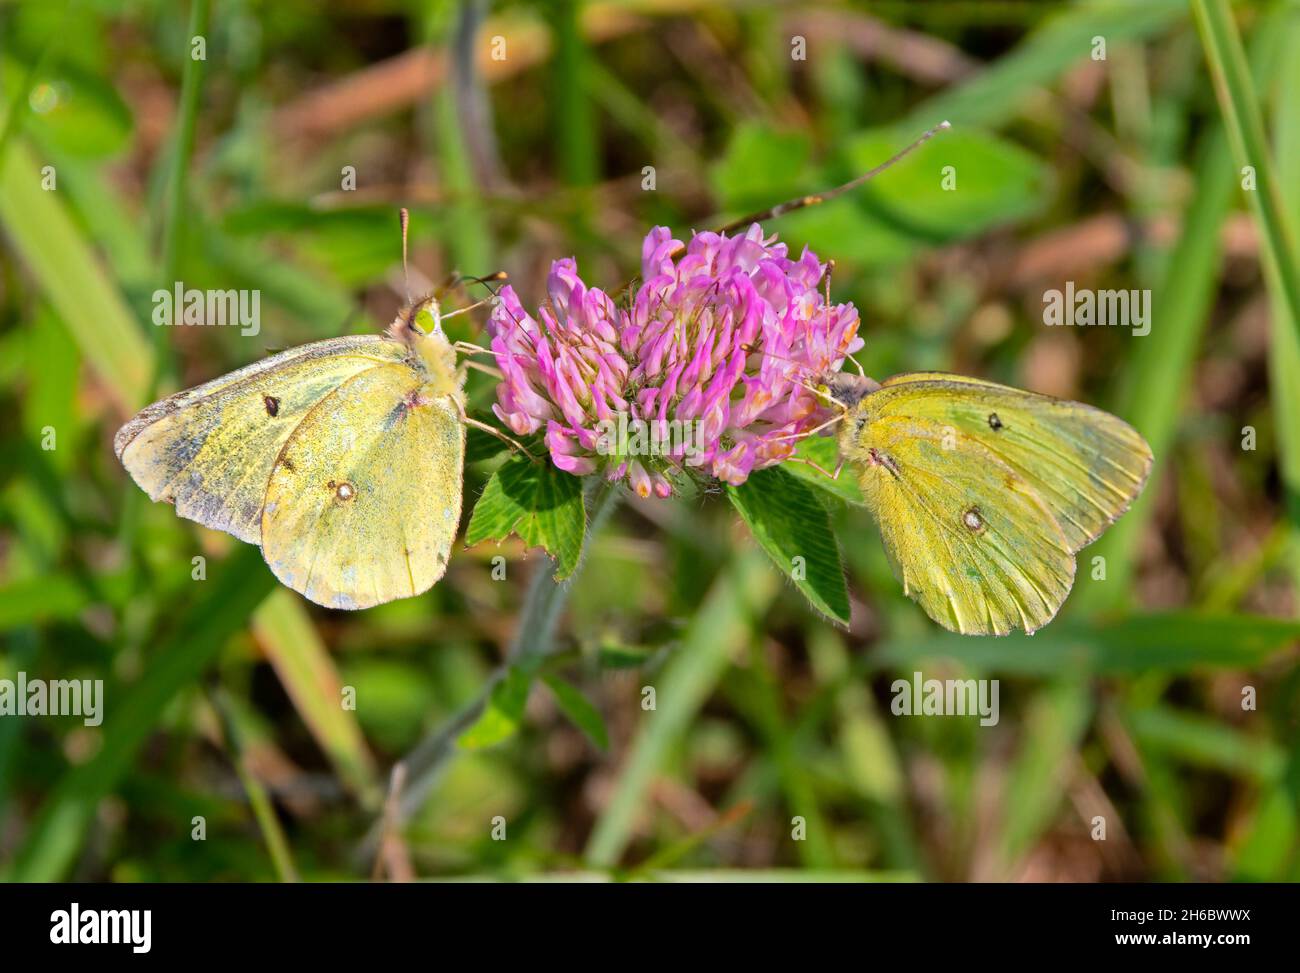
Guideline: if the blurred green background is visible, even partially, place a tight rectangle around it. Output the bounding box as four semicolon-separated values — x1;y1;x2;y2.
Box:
2;0;1300;882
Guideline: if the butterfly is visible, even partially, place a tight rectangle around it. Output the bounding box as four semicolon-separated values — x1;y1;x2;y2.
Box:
806;370;1152;636
115;292;512;610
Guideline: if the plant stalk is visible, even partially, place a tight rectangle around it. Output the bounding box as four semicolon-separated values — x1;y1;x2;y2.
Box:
381;478;621;833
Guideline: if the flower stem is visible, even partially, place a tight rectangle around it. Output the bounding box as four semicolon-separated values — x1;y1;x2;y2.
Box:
381;477;621;831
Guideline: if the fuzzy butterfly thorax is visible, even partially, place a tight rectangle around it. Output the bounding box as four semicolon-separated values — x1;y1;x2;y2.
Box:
822;371;881;409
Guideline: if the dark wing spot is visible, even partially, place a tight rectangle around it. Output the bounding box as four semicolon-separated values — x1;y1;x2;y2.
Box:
264;395;280;417
987;412;1003;431
281;457;295;473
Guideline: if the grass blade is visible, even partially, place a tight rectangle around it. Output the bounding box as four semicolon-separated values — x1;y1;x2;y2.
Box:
251;590;379;804
584;548;778;868
1192;0;1300;332
1076;16;1285;606
903;0;1185;133
0;140;150;413
869;612;1300;676
7;547;276;881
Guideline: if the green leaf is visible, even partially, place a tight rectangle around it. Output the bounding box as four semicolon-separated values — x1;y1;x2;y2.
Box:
783;435;862;504
542;675;609;750
727;466;850;624
1;58;132;159
711;121;813;215
0;574;89;628
843;126;1050;241
457;664;535;751
465;454;586;579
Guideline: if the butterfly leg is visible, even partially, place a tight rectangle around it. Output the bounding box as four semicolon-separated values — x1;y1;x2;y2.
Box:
458;405;536;461
787;454;844;481
462;359;504;379
773;411;847;443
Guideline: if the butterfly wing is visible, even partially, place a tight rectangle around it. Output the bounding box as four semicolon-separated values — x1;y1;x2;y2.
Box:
115;336;408;543
873;373;1152;553
841;375;1150;635
844;410;1076;635
260;362;464;610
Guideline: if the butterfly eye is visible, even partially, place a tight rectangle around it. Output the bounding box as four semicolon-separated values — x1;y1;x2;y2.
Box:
412;306;441;336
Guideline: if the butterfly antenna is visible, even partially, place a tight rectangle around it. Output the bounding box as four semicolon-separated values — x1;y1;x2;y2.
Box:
442;294;498;320
621;121;953;294
716;120;952;235
463;271;508;295
438;271;508;301
399;207;412;306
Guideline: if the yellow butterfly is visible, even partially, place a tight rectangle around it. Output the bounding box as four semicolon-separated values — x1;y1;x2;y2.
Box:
115;296;495;610
812;370;1152;636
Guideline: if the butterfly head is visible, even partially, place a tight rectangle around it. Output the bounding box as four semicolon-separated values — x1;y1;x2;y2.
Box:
391;295;461;395
817;371;880;410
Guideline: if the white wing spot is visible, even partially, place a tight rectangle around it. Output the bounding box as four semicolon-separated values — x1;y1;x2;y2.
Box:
963;507;984;531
